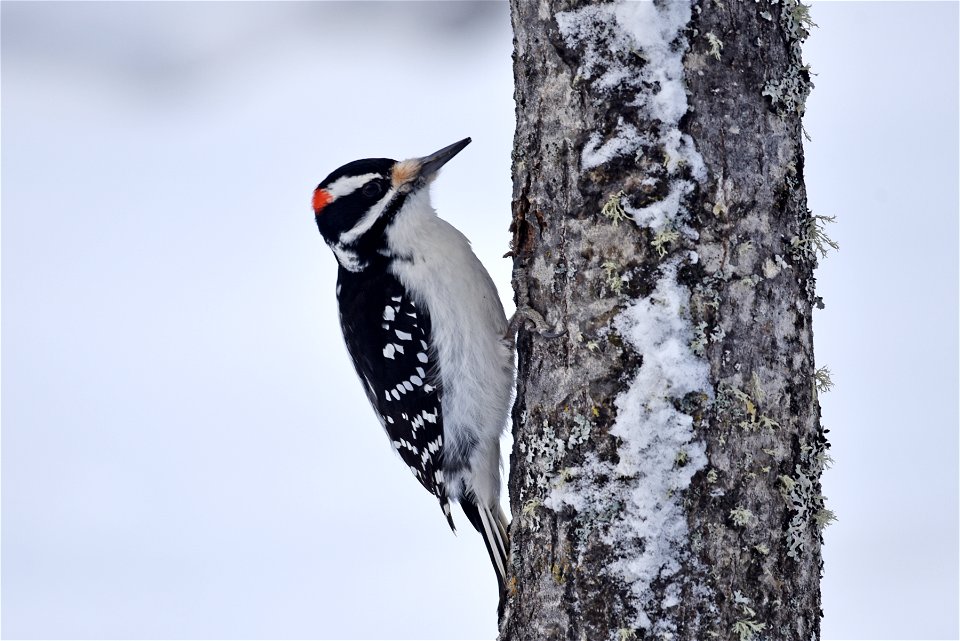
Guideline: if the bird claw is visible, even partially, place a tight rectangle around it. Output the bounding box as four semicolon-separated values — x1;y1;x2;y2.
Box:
506;306;566;341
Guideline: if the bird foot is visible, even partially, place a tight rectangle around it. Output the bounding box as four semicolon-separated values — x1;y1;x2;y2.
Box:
506;306;566;341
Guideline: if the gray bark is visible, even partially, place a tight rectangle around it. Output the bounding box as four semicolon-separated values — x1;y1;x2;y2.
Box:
503;1;827;640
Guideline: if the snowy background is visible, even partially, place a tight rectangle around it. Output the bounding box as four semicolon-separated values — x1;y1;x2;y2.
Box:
1;2;956;640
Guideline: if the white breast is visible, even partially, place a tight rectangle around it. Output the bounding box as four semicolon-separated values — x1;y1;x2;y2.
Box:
386;189;514;504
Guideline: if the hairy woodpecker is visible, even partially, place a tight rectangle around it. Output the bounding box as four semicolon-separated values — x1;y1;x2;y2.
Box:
312;138;512;597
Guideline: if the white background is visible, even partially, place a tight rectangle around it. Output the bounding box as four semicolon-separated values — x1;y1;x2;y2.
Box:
2;2;956;639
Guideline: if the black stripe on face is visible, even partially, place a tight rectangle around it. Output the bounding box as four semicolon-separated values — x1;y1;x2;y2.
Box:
318;158;394;191
315;160;394;246
316;182;411;262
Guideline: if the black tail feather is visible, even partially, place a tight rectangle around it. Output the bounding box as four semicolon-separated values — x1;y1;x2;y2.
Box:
460;496;509;602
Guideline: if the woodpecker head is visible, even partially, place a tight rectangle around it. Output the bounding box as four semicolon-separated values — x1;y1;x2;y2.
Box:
312;138;471;271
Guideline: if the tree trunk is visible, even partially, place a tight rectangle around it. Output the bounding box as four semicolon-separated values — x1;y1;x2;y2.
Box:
503;1;828;640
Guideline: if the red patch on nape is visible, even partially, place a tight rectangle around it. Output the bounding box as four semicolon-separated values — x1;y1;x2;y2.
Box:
312;188;332;215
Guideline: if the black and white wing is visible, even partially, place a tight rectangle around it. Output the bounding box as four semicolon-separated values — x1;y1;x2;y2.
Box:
336;268;453;528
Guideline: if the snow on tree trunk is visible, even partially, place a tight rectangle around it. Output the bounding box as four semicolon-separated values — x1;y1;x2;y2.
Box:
503;1;828;640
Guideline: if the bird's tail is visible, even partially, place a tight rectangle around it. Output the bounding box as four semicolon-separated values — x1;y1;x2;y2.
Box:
460;496;510;595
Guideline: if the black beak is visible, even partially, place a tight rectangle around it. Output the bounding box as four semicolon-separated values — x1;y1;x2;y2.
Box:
417;137;471;180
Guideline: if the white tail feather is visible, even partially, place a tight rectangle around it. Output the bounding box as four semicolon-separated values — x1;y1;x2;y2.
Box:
478;505;507;585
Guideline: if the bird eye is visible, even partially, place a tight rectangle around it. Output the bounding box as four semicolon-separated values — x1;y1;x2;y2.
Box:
362;182;382;198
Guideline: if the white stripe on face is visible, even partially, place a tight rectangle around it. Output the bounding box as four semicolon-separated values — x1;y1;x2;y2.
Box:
324;173;380;200
330;243;365;272
337;186;397;246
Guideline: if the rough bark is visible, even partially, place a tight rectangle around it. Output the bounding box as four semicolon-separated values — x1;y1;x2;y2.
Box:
503;1;826;640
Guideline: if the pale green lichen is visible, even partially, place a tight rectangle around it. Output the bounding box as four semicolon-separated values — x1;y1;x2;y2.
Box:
717;384;780;431
733;618;766;641
762;0;816;116
691;322;709;357
520;498;543;531
791;1;818;35
651;228;680;258
705;31;724;60
762;253;790;279
755;415;780;430
661;148;687;171
522;498;542;516
515;418;569;530
814;507;837;528
601;190;630;226
601;260;626;295
693;276;723;312
616;627;637;641
710;324;726;343
778;474;796;499
732;591;766;641
814;366;833;394
791;213;838;259
730;506;754;527
568;413;593;448
518;409;601;530
762;62;812;116
691;321;725;357
749;372;764;402
784;433;833;558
